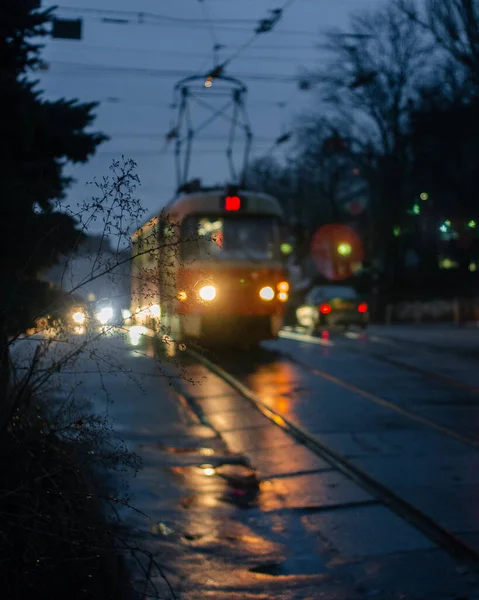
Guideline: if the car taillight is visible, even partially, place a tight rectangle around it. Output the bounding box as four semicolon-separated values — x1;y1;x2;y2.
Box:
320;303;331;315
358;303;368;313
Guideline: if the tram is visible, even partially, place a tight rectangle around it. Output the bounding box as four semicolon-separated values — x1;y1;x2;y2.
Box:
130;181;289;344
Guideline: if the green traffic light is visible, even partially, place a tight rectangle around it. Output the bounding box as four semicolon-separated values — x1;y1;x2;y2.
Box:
281;242;293;255
337;242;352;256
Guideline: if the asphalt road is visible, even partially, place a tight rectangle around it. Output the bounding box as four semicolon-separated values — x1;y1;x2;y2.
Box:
18;325;479;599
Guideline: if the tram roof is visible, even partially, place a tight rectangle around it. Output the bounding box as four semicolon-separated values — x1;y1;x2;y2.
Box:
136;186;283;232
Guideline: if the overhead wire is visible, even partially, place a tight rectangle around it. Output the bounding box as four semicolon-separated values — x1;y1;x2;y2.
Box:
42;60;299;83
52;5;319;37
51;0;307;178
53;5;257;25
204;0;302;81
196;0;220;49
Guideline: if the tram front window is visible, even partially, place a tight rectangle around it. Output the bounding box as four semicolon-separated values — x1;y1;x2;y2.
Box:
182;215;280;261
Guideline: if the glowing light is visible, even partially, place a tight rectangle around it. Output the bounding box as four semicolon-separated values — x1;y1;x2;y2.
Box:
337;242;352;256
129;325;147;346
199;285;216;301
204;76;213;88
87;293;96;302
357;303;368;313
280;242;293;255
320;303;332;315
259;286;275;301
224;195;241;211
420;192;429;201
201;465;216;477
439;224;448;233
96;306;113;325
72;310;86;325
122;308;132;320
469;262;477;272
393;226;401;237
149;304;161;318
177;290;188;302
445;220;451;226
412;204;420;215
200;448;215;456
439;257;458;270
277;281;289;293
468;220;476;228
278;292;288;302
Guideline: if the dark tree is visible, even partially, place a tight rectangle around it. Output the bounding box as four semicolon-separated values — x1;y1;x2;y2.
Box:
0;1;107;398
398;0;479;84
303;4;430;283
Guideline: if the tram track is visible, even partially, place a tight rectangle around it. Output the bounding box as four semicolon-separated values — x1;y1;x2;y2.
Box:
275;346;479;451
280;328;479;395
180;346;479;573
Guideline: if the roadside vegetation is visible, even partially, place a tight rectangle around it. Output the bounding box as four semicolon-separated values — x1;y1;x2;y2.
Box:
0;3;181;598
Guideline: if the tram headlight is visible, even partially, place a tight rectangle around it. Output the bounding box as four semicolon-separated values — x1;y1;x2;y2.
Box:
199;285;216;301
259;286;275;301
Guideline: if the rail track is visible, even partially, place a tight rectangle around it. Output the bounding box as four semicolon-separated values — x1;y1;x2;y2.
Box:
169;343;479;574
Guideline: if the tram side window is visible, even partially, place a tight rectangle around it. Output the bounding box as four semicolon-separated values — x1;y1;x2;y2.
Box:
182;216;223;261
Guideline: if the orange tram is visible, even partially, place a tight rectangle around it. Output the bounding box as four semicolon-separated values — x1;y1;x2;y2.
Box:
130;183;289;345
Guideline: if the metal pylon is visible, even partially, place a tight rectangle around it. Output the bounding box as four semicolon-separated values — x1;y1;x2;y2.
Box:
167;73;253;191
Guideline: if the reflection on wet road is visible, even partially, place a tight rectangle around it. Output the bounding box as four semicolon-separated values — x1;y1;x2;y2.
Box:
41;328;479;598
172;328;479;596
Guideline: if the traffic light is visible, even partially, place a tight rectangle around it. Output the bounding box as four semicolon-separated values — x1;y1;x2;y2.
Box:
337;242;352;256
51;18;83;40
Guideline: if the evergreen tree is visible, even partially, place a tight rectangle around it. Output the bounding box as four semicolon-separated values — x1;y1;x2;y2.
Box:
0;0;107;398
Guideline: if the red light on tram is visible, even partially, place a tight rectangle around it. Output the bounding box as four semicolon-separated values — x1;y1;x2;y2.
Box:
320;303;331;315
225;195;241;211
358;302;368;313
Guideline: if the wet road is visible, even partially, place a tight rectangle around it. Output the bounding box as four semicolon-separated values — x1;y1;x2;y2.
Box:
172;327;479;597
192;331;479;539
23;326;479;598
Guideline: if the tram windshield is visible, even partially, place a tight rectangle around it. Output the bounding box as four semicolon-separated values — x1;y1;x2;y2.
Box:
181;215;281;262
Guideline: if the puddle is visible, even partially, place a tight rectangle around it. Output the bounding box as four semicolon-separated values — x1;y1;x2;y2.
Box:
159;445;218;456
173;463;262;510
250;555;329;576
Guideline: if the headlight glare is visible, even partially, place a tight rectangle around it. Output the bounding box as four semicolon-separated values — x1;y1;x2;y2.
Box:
259;286;275;301
72;310;86;324
199;285;216;301
96;306;113;325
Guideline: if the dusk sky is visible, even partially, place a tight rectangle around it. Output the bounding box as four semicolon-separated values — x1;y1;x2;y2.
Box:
40;0;386;229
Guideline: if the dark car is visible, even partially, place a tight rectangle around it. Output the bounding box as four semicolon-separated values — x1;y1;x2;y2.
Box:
295;285;368;333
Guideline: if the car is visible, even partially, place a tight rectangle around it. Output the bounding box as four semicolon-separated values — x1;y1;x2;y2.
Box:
86;297;124;327
295;285;368;333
